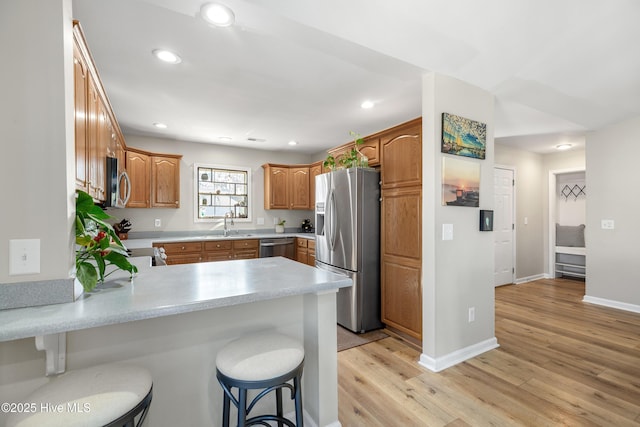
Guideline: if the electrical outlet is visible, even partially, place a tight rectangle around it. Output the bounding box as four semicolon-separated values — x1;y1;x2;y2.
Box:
468;307;475;323
273;217;279;225
9;239;41;275
257;217;265;225
601;219;615;230
154;219;161;227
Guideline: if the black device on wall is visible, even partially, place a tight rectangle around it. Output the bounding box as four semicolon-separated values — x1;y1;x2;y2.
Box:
480;210;493;231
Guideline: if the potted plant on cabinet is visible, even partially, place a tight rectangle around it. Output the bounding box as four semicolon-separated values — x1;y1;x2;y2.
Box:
75;190;137;292
275;219;286;233
323;131;368;170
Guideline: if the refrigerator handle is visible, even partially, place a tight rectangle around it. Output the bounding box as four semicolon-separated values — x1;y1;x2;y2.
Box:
329;189;337;250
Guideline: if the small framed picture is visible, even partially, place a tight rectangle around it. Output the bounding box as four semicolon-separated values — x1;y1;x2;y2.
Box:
480;210;493;231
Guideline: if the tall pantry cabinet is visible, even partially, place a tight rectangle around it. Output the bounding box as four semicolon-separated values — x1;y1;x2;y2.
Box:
380;118;422;342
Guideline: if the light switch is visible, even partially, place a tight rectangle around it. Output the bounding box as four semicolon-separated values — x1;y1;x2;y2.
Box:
442;224;453;241
9;239;40;275
601;219;615;230
257;217;265;225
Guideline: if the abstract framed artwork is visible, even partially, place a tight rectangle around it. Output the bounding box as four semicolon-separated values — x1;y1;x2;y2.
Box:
442;157;480;207
441;112;487;159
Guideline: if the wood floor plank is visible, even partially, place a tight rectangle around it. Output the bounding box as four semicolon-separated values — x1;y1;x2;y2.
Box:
338;278;640;426
339;345;455;426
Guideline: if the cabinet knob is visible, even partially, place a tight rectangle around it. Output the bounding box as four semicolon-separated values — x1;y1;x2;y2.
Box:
181;246;185;250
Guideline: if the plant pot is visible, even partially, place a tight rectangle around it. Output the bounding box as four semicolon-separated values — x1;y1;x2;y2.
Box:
275;225;285;233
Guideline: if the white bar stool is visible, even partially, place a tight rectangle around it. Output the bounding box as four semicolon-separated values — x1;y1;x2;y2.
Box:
6;363;153;427
216;332;304;427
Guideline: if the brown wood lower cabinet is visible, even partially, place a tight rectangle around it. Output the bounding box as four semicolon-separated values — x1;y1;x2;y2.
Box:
154;239;259;265
295;238;316;267
203;240;232;261
232;239;259;259
154;241;203;265
381;259;422;339
307;239;315;267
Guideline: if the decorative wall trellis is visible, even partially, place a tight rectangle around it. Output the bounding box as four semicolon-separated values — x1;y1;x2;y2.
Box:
560;184;586;201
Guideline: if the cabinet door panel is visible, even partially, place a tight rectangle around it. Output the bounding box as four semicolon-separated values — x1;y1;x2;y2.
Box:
309;163;322;209
126;151;150;208
381;260;422;339
381;123;421;188
151;156;180;208
381;188;421;261
266;166;289;209
289;167;310;209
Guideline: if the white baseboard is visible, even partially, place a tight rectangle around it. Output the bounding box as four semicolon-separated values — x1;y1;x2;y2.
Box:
583;295;640;314
418;337;499;372
514;273;547;284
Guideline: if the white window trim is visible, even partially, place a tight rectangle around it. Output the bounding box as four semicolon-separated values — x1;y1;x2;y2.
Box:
193;163;252;223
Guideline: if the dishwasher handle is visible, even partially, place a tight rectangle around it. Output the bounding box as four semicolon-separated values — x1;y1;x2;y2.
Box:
260;239;295;247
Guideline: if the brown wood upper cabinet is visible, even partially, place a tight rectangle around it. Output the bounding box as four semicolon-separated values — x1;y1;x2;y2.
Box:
309;162;322;209
328;136;380;167
380;120;422;188
74;24;110;201
73;21;182;207
263;164;312;210
126;149;181;208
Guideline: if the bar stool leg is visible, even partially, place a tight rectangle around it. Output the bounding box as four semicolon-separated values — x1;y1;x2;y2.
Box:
276;387;283;427
238;388;247;427
222;390;231;427
294;375;304;427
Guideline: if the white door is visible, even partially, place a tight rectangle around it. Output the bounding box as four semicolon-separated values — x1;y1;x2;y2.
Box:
494;167;514;286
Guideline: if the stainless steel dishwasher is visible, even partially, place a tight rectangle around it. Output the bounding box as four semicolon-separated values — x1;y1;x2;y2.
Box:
259;238;295;259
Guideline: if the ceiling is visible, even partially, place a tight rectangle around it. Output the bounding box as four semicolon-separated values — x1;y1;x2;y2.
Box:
73;0;640;155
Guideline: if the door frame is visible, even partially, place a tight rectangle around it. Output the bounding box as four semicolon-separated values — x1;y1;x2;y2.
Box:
494;164;516;286
547;167;586;278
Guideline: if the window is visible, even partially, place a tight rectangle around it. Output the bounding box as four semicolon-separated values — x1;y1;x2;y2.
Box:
194;164;251;222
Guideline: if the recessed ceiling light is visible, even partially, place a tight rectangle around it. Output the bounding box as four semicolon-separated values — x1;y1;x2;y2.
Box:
152;49;182;64
288;140;298;146
361;100;374;109
218;136;232;142
153;122;168;129
201;3;235;27
555;144;572;150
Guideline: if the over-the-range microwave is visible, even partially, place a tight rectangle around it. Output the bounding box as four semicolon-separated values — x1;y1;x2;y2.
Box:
104;157;131;208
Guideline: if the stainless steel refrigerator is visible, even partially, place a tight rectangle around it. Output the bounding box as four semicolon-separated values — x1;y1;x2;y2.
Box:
315;168;382;333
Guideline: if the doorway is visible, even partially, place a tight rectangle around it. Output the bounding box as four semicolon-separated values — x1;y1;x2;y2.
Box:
494;166;515;286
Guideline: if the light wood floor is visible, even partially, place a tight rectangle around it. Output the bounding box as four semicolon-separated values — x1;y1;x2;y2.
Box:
338;278;640;426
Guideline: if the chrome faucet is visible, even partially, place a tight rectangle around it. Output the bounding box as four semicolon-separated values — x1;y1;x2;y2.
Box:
223;213;234;237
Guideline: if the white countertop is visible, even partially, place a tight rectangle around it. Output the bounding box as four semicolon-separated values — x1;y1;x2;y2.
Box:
0;257;350;342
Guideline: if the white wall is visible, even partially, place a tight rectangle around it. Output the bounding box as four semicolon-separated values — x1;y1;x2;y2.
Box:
421;73;496;368
0;0;75;284
586;116;640;307
109;135;315;233
556;172;586;225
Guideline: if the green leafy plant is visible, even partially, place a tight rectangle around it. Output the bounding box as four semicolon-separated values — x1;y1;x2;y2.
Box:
324;131;369;169
75;190;137;292
277;219;286;226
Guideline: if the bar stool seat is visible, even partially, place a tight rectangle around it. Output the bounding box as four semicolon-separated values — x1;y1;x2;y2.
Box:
7;363;153;427
216;332;304;427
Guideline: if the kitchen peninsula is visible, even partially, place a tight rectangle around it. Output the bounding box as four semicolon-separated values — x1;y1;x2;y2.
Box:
0;257;350;427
